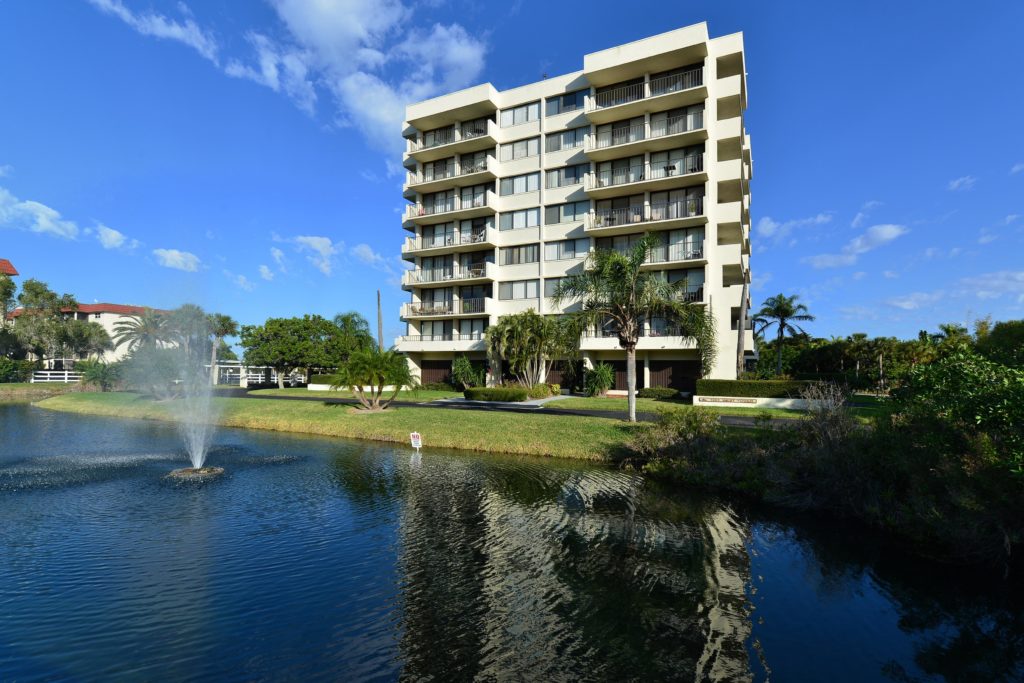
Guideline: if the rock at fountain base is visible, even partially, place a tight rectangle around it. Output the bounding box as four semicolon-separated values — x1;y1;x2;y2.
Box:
168;466;225;480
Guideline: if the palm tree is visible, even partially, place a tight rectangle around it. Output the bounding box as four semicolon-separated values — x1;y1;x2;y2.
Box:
332;346;415;411
113;308;170;353
553;234;716;422
485;310;574;387
168;304;209;361
207;313;238;386
751;294;815;376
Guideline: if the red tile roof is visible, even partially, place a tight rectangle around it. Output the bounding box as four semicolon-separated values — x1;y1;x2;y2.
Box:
0;259;17;276
8;303;168;319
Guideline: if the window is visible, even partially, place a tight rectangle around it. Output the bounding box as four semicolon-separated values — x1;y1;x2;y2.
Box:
423;157;455;181
499;101;540;127
499;172;540;196
544;238;589;261
500;243;539;266
499;207;541;231
545;163;588;189
544;200;590;225
460;151;488;174
543;277;563;298
545;90;586;117
545;126;587;153
596;233;644;254
458;318;487;338
460;184;489;208
498;279;540;300
499;137;540;162
94;313;101;319
423;125;455;148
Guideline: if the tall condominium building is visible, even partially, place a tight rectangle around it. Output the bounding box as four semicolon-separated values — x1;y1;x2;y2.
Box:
397;22;754;392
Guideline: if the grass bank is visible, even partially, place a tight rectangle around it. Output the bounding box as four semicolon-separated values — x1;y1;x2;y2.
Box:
248;388;463;402
37;392;636;460
0;382;79;403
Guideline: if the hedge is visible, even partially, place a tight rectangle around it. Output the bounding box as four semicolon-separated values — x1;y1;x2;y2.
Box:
464;387;529;402
696;379;813;398
310;374;340;385
638;387;680;400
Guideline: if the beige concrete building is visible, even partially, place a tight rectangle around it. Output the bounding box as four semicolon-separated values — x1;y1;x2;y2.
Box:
397;22;754;391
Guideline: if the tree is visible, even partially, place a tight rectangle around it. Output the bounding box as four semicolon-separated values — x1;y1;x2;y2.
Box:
332;346;415;411
554;234;716;422
57;319;113;362
167;304;209;362
207;313;239;385
113;308;170;354
14;279;78;363
976;320;1024;368
78;360;121;392
240;315;338;388
451;354;484;390
751;294;815;377
330;311;375;365
485;310;570;387
0;274;16;327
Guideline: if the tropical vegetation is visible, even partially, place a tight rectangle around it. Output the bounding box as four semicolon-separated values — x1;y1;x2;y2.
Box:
751;293;815;376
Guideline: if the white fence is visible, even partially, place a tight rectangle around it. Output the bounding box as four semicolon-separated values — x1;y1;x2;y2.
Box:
31;371;83;384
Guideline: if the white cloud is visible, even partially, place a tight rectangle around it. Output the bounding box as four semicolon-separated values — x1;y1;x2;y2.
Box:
755;213;831;245
224;33;317;115
1011;162;1024;175
258;264;274;281
95;223;139;250
947;175;977;191
293;235;341;275
153;248;201;272
805;224;908;269
883;270;899;279
224;270;254;291
270;246;286;270
851;212;867;229
1004;214;1020;225
887;291;944;310
750;271;773;291
959;271;1024;302
0;187;78;239
839;305;879;321
87;0;219;64
852;271;866;280
862;200;883;210
0;164;12;178
350;242;386;268
978;231;998;245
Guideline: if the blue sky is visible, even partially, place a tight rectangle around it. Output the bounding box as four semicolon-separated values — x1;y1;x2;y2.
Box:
1;0;1022;345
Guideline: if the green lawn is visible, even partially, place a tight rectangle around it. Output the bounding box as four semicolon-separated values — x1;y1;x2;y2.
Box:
37;392;636;460
0;382;79;403
247;387;463;402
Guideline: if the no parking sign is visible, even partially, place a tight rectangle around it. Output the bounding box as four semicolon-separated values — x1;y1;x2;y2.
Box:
410;432;422;451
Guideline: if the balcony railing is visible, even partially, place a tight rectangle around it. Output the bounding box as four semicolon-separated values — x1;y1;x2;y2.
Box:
676;285;704;302
407;301;454;316
407;230;489;252
646;243;704;264
593;122;646;150
589;155;704;190
405;263;490;285
421;127;456;149
588;67;703;112
590;197;705;229
407;158;493;187
400;331;485;342
652;111;703;138
461;122;490;140
407;192;492;219
458;297;486;314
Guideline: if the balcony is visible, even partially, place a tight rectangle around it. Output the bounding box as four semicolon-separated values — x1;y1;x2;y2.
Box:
401;228;497;260
401;262;495;289
579;321;703;351
586;112;707;161
586;68;706;124
407;119;498;163
400;297;492;320
404;156;497;196
585;154;706;199
405;190;496;227
587;198;705;235
642;242;706;268
396;332;487;353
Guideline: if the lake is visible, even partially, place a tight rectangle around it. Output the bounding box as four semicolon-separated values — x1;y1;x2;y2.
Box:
1;404;1021;681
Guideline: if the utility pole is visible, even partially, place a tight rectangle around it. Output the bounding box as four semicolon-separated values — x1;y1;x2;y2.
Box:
377;289;384;350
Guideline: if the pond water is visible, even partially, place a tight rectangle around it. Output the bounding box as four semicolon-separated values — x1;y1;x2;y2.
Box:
1;404;1022;682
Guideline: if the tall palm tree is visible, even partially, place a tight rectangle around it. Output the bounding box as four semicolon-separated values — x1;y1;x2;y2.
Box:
207;313;239;386
168;304;209;361
553;234;716;422
751;294;815;376
113;308;170;353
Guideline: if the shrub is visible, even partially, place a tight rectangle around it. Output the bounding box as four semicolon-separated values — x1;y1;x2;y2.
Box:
0;358;34;383
464;386;529;402
696;379;813;398
585;363;614;397
547;383;561;395
421;381;455;391
629;407;722;457
310;374;341;385
638;387;680;400
451;355;484;390
77;360;122;392
527;383;552;399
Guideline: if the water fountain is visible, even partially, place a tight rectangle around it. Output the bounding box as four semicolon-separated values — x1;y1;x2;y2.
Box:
165;349;224;480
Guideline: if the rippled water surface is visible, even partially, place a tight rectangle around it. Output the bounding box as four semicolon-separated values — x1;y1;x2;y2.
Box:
2;404;1022;682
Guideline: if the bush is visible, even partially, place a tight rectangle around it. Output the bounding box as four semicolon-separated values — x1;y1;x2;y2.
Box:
585;363;614;397
547;383;561;395
464;386;529;402
638;387;680;400
527;383;552;399
696;379;813;398
77;360;122;392
310;374;341;385
451;355;485;390
0;358;34;383
629;407;722;457
420;381;454;391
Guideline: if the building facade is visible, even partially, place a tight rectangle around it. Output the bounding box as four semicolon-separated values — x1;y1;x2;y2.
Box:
397;23;754;392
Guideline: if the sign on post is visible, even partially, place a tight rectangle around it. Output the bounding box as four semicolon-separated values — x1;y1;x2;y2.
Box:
410;432;422;452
